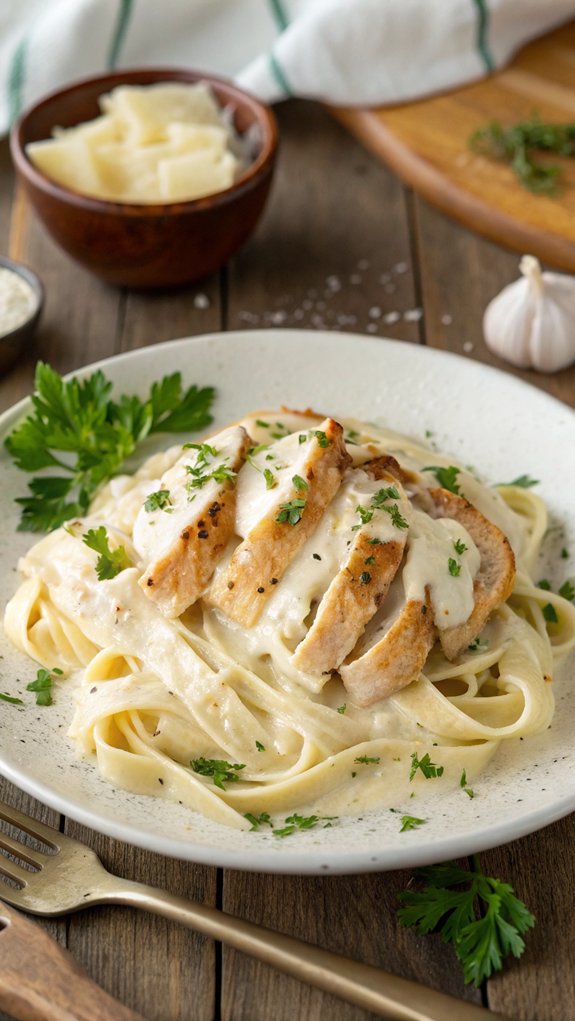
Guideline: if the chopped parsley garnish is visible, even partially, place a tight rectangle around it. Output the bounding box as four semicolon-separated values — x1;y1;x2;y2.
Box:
561;547;569;560
336;704;347;714
345;429;361;445
298;433;307;445
460;769;475;799
453;538;468;555
354;755;380;765
82;526;131;580
397;856;535;985
372;486;400;505
364;555;376;565
360;571;372;585
469;116;575;195
355;505;374;527
190;757;246;790
292;474;309;492
184;442;218;458
311;430;330;448
381;503;409;529
0;692;24;705
5;363;215;532
263;468;277;490
255;740;265;752
244;812;272;831
543;603;558;624
26;666;62;706
448;557;461;577
368;537;382;545
468;637;488;652
423;465;461;494
185;444;237;493
409;752;444;781
144;489;172;513
497;474;539;489
255;419;270;429
537;579;551;591
400;815;426;832
559;580;575;602
276;498;306;525
273;813;319;837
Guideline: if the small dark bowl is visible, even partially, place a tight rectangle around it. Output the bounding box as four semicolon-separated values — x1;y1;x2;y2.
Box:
0;257;44;372
10;68;278;289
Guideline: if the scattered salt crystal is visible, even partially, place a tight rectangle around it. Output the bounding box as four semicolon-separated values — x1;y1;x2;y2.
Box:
238;310;258;323
379;273;391;285
311;314;325;327
194;293;210;310
316;300;326;311
404;308;423;322
368;306;382;319
357;259;370;271
294;309;304;320
384;283;396;294
307;288;318;299
302;299;313;310
326;275;341;292
463;341;474;353
349;274;362;285
441;314;453;326
270;310;287;324
383;311;401;325
393;262;408;275
366;323;378;333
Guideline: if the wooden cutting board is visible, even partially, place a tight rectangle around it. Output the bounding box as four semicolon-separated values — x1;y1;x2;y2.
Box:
332;19;575;270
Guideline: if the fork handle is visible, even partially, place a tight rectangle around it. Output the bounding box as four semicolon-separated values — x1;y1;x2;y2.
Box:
101;877;511;1021
0;903;147;1021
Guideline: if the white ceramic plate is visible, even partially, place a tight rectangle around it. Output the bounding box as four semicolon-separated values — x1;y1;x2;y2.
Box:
1;330;574;874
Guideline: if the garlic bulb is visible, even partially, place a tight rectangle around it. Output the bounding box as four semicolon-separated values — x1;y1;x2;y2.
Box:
483;255;575;373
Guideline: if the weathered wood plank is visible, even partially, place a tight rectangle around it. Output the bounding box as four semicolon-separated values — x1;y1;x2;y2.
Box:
227;102;422;345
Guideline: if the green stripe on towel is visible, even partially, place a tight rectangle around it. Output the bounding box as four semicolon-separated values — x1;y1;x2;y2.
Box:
472;0;495;72
268;51;293;96
7;36;27;125
107;0;134;69
268;0;289;31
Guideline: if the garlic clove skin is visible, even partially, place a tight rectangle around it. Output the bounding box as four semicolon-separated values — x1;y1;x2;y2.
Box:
483;254;575;373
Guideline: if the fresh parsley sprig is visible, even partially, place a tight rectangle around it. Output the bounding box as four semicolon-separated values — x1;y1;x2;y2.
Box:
397;857;535;986
5;362;215;532
82;526;131;581
190;757;246;790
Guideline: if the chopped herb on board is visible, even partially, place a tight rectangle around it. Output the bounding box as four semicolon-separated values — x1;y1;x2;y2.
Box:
469;117;575;195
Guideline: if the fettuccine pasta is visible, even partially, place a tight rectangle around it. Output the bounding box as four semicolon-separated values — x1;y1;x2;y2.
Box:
5;410;575;830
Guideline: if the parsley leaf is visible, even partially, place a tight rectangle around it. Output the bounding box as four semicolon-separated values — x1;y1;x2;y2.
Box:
400;815;426;832
190;757;246;790
244;811;272;831
448;557;462;577
410;752;444;781
82;526;131;580
398;857;535;986
276;498;306;525
453;539;468;555
0;692;24;705
144;489;172;513
6;363;215;532
497;474;539;489
559;580;575;602
423;465;461;494
26;666;61;706
273;813;319;837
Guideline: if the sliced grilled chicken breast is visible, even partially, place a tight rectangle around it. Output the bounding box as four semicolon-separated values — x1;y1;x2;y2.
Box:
292;468;410;675
133;425;250;618
206;418;351;627
424;486;516;660
340;582;435;706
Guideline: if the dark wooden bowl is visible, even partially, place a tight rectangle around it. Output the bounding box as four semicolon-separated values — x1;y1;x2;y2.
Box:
10;68;278;289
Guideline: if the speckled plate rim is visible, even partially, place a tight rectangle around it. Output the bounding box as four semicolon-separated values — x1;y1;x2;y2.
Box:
0;329;574;875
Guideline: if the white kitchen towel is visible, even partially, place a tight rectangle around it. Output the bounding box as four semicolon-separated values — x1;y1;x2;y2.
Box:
1;0;573;134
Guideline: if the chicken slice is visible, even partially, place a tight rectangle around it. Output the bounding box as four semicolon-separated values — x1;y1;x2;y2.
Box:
424;486;516;660
291;468;410;675
206;418;351;627
340;582;435;707
133;425;250;618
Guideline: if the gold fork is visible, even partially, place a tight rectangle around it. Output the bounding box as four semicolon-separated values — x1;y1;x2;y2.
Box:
0;798;511;1021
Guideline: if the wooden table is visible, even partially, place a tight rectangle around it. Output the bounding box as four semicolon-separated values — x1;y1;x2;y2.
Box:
1;99;574;1021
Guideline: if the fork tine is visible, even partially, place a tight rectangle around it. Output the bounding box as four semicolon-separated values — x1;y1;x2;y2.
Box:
0;832;46;868
0;857;30;886
0;801;60;850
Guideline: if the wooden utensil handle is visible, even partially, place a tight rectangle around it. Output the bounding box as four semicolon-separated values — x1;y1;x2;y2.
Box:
0;908;147;1021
